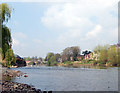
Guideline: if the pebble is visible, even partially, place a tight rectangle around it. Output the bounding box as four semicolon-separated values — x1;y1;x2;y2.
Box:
1;81;42;93
1;69;42;93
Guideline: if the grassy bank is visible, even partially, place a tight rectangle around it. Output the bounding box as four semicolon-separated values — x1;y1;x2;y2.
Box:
57;60;119;68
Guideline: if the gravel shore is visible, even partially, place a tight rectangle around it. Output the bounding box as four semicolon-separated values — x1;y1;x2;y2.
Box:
1;81;42;93
1;67;42;93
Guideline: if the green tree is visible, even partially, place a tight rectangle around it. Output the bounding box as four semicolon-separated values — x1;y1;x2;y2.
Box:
99;45;109;64
46;52;54;66
24;57;31;61
108;45;118;66
0;3;16;67
0;3;13;59
93;45;103;53
54;53;61;62
49;56;55;63
5;49;16;67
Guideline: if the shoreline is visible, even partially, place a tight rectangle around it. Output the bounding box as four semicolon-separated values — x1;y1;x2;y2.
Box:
56;61;119;68
1;67;42;93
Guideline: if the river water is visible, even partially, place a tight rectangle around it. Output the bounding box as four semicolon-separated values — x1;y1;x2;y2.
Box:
10;66;118;91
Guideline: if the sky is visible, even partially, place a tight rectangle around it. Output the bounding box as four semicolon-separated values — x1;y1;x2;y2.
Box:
1;0;119;58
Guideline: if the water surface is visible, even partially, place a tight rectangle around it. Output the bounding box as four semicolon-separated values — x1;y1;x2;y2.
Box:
11;66;118;91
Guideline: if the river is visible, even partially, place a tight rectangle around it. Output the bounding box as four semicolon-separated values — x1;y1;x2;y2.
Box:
10;66;118;91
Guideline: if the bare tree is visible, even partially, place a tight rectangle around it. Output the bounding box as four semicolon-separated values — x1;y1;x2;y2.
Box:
61;46;81;61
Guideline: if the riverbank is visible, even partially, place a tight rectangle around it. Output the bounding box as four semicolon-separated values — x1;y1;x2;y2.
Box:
1;81;42;92
57;61;118;68
1;67;42;93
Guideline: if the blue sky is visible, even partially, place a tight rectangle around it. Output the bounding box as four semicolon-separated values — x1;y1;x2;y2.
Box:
1;0;118;58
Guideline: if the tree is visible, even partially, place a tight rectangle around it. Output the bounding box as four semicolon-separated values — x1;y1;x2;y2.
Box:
72;46;80;61
108;45;118;66
24;57;31;61
0;3;13;60
46;52;54;66
93;44;110;64
61;46;81;61
54;53;61;62
0;3;16;67
5;49;16;67
99;45;108;64
2;26;12;59
93;45;103;53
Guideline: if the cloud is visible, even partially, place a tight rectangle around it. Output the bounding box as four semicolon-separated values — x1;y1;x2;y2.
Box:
86;25;102;38
57;29;82;44
41;0;118;46
41;0;118;29
41;3;94;30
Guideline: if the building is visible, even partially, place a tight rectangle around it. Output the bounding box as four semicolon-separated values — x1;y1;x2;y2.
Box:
26;61;31;65
77;55;85;61
90;52;100;61
85;53;91;60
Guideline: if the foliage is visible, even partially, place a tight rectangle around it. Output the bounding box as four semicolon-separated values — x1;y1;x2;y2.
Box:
61;46;81;61
108;45;119;66
46;52;54;66
5;49;16;67
93;44;120;66
24;57;32;61
2;26;12;59
45;52;61;66
93;45;103;53
0;3;12;24
0;3;12;59
0;3;15;67
54;53;61;62
99;45;109;64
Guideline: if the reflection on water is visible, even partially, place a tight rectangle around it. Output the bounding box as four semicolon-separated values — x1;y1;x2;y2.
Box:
11;66;118;91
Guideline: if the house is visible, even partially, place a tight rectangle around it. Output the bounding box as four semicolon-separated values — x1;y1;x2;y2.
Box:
85;53;91;60
70;56;74;61
90;52;100;61
77;55;85;61
26;61;31;65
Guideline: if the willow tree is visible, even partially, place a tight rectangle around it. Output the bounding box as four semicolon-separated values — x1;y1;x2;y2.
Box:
0;3;12;60
0;3;16;67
